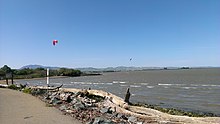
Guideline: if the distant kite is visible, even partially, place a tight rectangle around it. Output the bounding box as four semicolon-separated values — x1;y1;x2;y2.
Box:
53;40;58;46
130;58;132;61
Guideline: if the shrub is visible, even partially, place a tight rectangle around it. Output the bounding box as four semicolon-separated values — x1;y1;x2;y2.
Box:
8;84;20;90
23;88;32;94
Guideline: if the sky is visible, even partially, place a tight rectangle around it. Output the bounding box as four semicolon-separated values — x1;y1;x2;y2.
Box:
0;0;220;69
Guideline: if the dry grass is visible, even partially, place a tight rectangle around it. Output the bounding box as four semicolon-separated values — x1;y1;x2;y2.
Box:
0;80;7;84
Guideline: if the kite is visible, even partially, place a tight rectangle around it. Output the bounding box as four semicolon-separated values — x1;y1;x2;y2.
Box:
53;40;58;46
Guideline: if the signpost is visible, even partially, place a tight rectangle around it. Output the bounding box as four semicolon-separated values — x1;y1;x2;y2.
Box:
6;72;13;85
47;68;49;86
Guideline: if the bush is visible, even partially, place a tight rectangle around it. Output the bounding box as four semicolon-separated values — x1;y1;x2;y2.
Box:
8;84;20;90
23;88;32;94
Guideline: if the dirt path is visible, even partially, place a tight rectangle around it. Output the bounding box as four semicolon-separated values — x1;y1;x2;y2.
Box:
0;88;82;124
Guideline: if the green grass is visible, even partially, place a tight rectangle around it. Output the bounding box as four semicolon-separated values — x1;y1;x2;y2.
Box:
23;88;32;94
8;84;20;90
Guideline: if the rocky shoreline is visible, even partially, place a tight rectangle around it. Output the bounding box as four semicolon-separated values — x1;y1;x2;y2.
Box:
1;84;220;124
31;87;145;124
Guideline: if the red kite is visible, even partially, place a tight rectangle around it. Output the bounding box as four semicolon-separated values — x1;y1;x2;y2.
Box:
53;40;58;46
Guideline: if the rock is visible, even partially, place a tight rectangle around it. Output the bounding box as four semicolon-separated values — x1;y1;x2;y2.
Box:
74;101;85;110
49;92;58;99
59;93;72;103
128;116;137;123
100;108;108;113
65;110;74;113
100;107;111;114
59;93;66;100
49;97;62;105
116;113;122;118
109;107;116;113
116;113;127;120
92;117;115;124
51;92;58;96
71;98;78;105
59;105;67;111
84;102;93;107
91;99;96;103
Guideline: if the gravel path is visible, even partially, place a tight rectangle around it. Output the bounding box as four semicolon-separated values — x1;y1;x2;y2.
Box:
0;88;81;124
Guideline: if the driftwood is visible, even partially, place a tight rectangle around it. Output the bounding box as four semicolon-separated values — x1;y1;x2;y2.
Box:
124;88;130;103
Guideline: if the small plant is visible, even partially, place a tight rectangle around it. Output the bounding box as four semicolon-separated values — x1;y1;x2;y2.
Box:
23;88;32;94
46;103;54;107
8;84;20;90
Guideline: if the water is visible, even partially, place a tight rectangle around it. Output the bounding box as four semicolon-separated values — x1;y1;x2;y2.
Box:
16;68;220;115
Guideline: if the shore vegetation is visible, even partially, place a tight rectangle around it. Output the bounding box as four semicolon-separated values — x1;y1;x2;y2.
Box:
0;65;82;80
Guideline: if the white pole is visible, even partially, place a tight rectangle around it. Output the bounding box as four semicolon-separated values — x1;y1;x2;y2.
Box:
47;68;49;86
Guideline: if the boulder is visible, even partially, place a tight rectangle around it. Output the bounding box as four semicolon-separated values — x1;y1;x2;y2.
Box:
100;107;111;114
49;97;62;105
74;101;85;110
92;117;115;124
60;93;72;103
128;116;137;123
59;105;67;111
116;113;127;120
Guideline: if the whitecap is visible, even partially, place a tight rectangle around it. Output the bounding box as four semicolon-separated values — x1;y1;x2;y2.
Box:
201;84;220;87
130;85;141;88
147;86;154;88
119;81;126;84
113;81;119;84
158;83;172;86
140;83;148;85
158;83;183;86
106;83;113;85
182;87;197;89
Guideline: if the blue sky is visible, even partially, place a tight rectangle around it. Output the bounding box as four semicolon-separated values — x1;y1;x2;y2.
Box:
0;0;219;69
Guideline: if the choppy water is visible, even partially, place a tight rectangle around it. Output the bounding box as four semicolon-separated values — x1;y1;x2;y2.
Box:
16;68;220;115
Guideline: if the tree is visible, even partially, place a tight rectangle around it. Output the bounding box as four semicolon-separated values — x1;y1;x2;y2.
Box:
1;65;12;73
58;68;81;76
0;65;12;84
0;69;4;80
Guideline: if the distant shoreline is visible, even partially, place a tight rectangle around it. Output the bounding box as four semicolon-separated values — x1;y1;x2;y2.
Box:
0;76;68;84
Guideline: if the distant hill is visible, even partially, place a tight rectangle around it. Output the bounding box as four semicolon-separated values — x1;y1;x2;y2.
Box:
76;66;166;72
21;64;213;72
20;65;151;71
20;65;60;70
